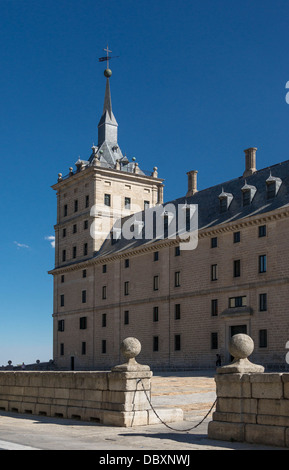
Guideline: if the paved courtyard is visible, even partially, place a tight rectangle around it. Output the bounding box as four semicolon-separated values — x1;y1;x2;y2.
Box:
0;370;284;450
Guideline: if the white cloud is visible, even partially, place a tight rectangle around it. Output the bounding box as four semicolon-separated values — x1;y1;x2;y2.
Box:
45;236;55;248
14;241;30;249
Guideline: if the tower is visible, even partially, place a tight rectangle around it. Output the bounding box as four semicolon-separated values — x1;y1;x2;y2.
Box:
49;56;164;369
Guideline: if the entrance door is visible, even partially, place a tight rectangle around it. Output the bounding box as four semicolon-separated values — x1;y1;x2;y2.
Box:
230;325;247;361
230;324;247;337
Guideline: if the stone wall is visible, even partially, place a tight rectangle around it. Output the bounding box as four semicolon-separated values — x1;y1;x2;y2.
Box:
208;334;289;447
0;338;183;427
208;372;289;447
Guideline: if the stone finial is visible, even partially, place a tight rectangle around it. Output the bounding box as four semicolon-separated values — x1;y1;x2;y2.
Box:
152;167;158;178
111;337;150;372
217;334;264;374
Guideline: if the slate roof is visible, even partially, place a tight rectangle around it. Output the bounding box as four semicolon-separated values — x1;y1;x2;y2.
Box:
95;158;289;258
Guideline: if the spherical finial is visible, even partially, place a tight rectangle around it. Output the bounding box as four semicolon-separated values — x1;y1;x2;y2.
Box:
229;334;254;360
104;68;112;78
120;337;141;361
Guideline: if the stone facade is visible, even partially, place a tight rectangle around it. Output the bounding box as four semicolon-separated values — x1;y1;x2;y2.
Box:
49;68;289;371
50;206;289;370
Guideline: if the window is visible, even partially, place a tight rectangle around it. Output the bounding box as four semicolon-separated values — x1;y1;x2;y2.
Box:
219;198;227;213
62;250;66;262
102;286;107;299
259;225;266;237
211;332;218;349
125;197;131;210
233;231;240;243
102;264;107;273
64;204;68;217
74;199;78;212
82;269;87;278
82;290;87;303
79;317;87;329
163;213;169;236
175;304;181;320
153;336;159;352
242;190;251;206
102;340;107;354
84;220;88;230
154;251;159;261
73;224;77;234
124;310;129;325
175;246;180;256
211;299;218;316
61;275;65;283
229;296;247;308
73;246;77;258
85;195;89;208
124;259;129;268
58;320;65;332
153;306;159;322
175;334;181;351
267;182;276;199
60;294;64;307
153;275;159;291
175;271;180;287
219;192;233;213
102;314;107;327
211;264;218;281
144;200;150;209
259;255;267;273
62;228;66;238
83;243;88;256
259;293;267;312
104;194;111;206
124;281;129;296
81;342;86;355
211;237;218;248
185;207;191;231
259;329;268;348
60;343;64;356
234;260;241;278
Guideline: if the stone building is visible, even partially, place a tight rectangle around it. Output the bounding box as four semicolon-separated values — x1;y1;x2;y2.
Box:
49;67;289;370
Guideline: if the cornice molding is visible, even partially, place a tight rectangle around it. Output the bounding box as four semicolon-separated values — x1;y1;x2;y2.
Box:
48;206;289;276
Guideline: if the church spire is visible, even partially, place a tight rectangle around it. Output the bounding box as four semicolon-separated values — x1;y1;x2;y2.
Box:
97;55;118;147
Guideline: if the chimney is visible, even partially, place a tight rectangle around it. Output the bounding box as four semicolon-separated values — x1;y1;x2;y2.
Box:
243;147;257;178
186;170;198;197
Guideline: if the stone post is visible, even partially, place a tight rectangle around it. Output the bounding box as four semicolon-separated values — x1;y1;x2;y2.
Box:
104;337;183;427
208;334;265;443
104;337;153;426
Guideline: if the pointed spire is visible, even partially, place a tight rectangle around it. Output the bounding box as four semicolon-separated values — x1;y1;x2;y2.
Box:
98;75;118;147
103;78;113;119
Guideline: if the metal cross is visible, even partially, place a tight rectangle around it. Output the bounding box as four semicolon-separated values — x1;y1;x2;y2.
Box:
103;45;112;68
98;45;119;67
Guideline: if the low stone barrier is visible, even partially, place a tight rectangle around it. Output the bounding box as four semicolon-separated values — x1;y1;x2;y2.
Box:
0;337;183;427
208;334;289;448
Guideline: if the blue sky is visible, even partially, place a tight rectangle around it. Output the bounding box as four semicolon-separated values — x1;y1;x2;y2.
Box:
1;0;289;365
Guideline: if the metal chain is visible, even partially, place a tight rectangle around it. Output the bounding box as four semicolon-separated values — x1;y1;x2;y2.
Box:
135;378;217;432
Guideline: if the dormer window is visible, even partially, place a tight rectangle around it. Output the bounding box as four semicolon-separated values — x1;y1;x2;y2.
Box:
266;172;282;199
241;182;257;206
218;189;233;213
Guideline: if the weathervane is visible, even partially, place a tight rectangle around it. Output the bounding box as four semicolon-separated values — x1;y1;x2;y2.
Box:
98;45;119;77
